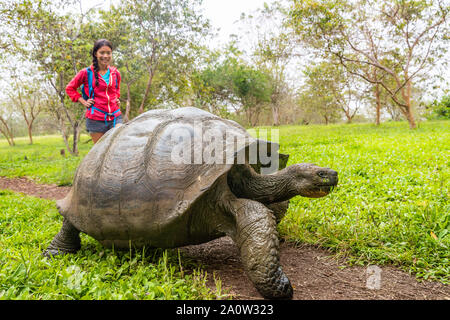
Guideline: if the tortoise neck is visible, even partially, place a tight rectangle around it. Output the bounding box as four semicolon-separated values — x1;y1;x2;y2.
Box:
227;164;295;204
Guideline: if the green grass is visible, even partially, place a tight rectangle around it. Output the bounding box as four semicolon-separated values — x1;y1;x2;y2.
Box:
0;190;225;299
271;120;449;283
0;120;449;297
0;135;91;186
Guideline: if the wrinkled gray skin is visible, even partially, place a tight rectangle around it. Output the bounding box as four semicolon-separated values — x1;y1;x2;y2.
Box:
44;107;338;299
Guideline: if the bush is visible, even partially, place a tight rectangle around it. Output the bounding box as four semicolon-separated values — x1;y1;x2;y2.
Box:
427;95;450;119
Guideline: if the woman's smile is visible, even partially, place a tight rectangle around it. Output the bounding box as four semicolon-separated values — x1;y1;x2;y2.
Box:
96;46;112;68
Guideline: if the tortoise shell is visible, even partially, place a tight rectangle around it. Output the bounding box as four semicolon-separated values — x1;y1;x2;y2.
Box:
58;107;286;248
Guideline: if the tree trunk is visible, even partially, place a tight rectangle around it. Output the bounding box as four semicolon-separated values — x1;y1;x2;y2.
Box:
246;108;252;127
342;107;353;123
401;79;417;129
138;70;155;114
124;82;132;123
0;118;15;146
405;107;417;129
58;116;75;156
272;104;280;126
0;130;14;146
27;124;33;144
374;84;381;126
71;121;81;156
61;130;72;155
253;108;261;126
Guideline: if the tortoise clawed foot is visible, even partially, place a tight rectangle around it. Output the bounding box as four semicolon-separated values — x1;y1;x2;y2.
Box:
42;248;59;258
42;246;80;258
44;218;81;258
257;267;293;300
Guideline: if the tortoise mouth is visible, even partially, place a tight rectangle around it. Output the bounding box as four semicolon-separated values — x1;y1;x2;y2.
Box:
319;183;338;191
301;184;337;198
319;183;337;188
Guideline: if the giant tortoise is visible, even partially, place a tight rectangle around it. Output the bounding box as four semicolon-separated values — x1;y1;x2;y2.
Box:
44;107;338;299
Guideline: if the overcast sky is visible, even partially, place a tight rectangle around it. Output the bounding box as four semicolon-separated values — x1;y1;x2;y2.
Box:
201;0;269;46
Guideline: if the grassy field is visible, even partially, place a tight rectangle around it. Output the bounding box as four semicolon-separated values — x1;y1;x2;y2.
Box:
0;135;92;186
0;120;449;299
275;120;449;283
0;191;226;299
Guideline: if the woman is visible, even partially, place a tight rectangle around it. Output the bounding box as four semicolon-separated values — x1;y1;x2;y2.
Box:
66;39;122;144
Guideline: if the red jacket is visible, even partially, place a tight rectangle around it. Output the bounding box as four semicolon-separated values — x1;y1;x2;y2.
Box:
66;65;121;121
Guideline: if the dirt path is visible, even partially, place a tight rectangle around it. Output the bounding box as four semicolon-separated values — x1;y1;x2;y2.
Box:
1;176;449;300
0;176;70;200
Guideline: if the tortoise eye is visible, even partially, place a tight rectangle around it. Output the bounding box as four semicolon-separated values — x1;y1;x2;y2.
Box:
317;171;328;178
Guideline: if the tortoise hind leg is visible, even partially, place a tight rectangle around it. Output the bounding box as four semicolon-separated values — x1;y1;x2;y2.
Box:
43;218;81;257
224;197;293;299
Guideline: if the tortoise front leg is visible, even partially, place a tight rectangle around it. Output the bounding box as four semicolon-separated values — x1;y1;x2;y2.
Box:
43;218;81;257
225;197;293;299
266;200;289;224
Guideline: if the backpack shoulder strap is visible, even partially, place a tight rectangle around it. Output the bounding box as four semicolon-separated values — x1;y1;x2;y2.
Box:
80;67;94;102
110;67;119;89
86;67;94;99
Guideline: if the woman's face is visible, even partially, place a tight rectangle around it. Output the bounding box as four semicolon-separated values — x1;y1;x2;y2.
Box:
96;45;112;67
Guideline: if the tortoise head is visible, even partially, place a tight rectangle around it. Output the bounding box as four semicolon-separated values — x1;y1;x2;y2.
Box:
287;163;338;198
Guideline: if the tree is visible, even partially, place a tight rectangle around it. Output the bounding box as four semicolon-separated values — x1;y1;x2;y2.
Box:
4;0;97;155
238;1;298;126
193;50;273;126
120;0;210;114
0;102;16;146
8;73;43;144
427;94;450;119
306;61;366;123
234;64;272;126
289;0;450;129
299;63;343;124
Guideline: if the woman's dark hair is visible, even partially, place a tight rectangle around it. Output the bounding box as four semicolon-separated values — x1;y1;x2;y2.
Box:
92;39;113;87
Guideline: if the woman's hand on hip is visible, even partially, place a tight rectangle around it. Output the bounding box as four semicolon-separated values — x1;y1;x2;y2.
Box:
78;98;95;108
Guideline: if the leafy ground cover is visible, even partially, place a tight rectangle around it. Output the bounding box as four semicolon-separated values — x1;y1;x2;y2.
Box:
0;190;225;299
0;135;91;186
272;120;449;283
